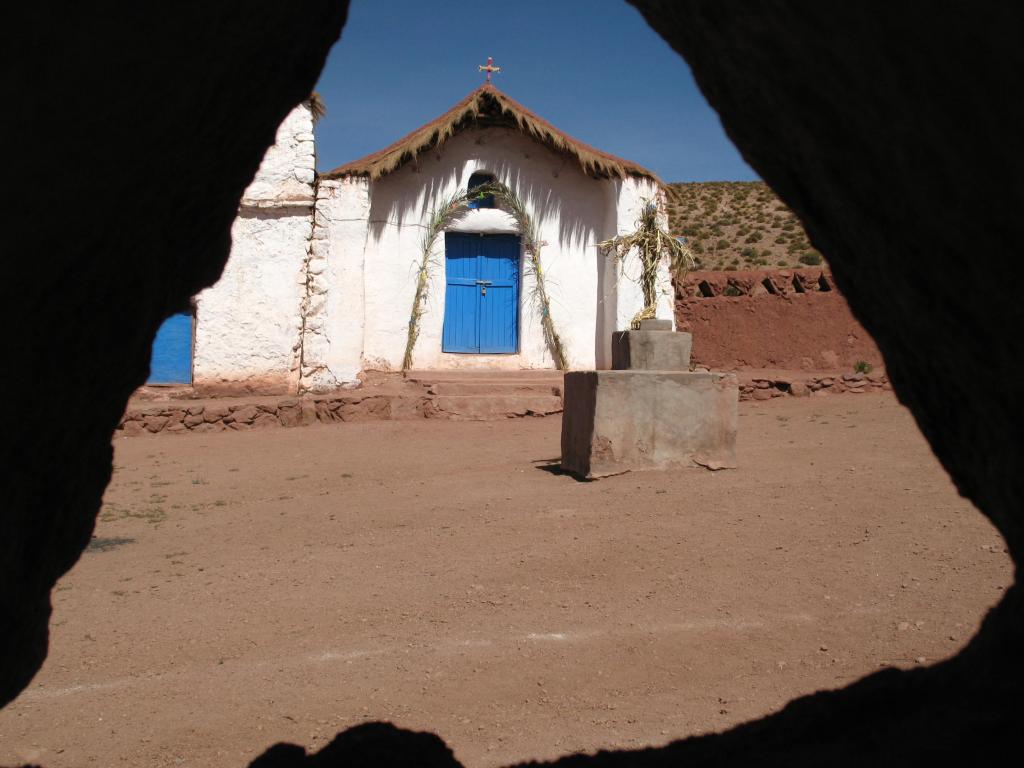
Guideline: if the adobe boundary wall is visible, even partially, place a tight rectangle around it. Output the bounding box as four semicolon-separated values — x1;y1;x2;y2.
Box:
675;268;883;371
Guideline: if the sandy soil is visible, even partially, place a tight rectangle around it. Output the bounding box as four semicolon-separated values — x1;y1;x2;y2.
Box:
0;394;1011;767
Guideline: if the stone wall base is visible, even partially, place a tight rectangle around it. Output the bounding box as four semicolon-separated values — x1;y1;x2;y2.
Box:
736;369;891;400
118;369;890;438
118;373;564;437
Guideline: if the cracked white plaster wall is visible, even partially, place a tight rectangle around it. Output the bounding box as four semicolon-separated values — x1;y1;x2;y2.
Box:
299;177;369;390
241;104;317;207
193;103;315;393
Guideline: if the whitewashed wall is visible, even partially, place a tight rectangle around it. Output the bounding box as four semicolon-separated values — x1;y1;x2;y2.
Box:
598;177;675;366
240;104;318;203
300;177;370;392
313;127;659;382
193;104;315;394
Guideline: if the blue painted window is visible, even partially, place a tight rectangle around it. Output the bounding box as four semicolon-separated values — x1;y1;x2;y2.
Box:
442;233;519;354
467;172;495;209
147;311;194;384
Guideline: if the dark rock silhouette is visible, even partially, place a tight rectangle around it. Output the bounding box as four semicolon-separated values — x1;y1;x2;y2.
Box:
2;1;1021;766
0;1;350;709
249;722;463;767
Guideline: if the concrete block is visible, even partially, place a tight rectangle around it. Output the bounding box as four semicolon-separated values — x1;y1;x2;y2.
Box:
612;330;693;371
561;370;738;479
637;318;673;331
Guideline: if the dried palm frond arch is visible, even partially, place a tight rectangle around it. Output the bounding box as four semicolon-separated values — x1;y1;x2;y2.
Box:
402;188;470;372
402;181;567;372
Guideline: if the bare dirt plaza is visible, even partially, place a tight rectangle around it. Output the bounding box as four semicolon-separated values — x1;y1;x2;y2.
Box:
0;393;1011;767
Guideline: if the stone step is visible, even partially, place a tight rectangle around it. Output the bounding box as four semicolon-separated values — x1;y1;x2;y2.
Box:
431;394;564;420
428;381;563;396
406;370;563;383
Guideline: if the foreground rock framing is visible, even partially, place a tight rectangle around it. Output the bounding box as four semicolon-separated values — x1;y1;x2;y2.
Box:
5;1;1023;765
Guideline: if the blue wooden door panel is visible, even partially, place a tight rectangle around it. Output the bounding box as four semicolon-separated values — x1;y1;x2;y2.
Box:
478;234;519;353
479;284;517;353
477;235;519;281
443;233;479;352
443;282;479;352
445;235;478;279
148;312;193;384
442;233;519;354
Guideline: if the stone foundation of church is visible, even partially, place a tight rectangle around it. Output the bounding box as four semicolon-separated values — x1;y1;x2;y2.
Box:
119;368;890;437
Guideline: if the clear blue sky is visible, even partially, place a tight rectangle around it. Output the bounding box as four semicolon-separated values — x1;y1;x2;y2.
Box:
313;0;757;182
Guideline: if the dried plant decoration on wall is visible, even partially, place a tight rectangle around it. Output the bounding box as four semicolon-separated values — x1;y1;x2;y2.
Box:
401;181;567;372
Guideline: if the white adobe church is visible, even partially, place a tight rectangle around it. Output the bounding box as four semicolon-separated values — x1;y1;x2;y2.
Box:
148;80;673;394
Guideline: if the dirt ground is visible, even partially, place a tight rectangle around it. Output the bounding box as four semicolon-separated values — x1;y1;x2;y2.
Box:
0;393;1012;767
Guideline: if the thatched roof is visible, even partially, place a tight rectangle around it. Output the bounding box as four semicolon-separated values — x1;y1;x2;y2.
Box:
322;84;658;182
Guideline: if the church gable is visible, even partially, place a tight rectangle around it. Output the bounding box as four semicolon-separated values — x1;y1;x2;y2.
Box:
322;84;657;183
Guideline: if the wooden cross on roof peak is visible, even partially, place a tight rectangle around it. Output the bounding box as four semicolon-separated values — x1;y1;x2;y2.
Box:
478;56;501;84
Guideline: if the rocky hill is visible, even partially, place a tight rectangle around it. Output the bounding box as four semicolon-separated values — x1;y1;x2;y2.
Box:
665;181;823;271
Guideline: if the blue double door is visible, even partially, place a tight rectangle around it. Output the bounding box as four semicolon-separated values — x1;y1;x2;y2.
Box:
442;233;520;354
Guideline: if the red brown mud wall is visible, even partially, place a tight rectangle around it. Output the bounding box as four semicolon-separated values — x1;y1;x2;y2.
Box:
675;268;882;371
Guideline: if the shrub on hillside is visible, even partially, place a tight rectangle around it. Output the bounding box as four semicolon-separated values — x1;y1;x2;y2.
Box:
666;181;816;271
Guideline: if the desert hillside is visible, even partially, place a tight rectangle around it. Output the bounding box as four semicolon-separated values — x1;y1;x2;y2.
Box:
666;181;823;271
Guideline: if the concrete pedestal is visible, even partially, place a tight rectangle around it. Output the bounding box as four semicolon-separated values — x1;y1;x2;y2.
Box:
561;370;738;479
636;318;673;331
612;330;693;371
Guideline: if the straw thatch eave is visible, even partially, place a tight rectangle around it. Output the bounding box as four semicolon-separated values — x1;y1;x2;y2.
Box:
321;84;659;183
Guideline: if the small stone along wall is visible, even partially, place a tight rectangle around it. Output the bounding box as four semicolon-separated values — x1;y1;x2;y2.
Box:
676;268;883;371
737;370;891;401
